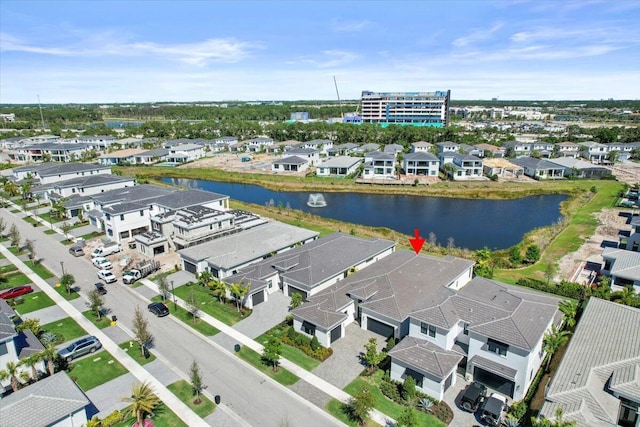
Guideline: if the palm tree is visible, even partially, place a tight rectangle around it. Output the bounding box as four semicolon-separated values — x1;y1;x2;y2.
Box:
0;361;23;392
22;353;43;382
122;381;160;427
85;416;101;427
197;270;212;287
611;286;640;307
559;300;579;329
543;325;571;371
3;180;19;197
210;279;227;304
229;283;250;312
40;343;58;376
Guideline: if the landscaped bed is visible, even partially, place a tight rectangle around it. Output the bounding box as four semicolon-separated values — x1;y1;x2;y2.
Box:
256;321;329;370
82;310;113;329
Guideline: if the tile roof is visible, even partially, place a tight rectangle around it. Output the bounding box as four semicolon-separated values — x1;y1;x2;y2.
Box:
541;298;640;426
0;312;17;341
15;329;45;359
0;371;90;427
318;156;363;168
469;354;517;380
153;189;228;210
274;156;308;165
52;174;134;189
602;247;640;281
510;157;565;170
389;336;462;380
405;152;439;161
13;162;110;176
98;148;146;158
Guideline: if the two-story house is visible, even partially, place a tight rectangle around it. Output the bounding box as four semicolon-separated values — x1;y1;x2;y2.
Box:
440;152;484;180
403;152;440;176
362;151;396;179
601;247;640;293
557;142;580;158
165;143;205;163
316;156;363;177
411;141;434;153
246;137;274;152
281;148;320;166
577;141;610;164
12;163;112;185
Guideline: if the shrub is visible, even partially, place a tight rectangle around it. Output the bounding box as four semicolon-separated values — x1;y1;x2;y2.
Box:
380;377;402;402
310;335;320;351
385;337;396;352
286;326;296;341
508;400;527;421
101;409;123;427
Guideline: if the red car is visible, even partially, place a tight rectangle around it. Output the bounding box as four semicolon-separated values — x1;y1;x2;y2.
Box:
0;286;34;299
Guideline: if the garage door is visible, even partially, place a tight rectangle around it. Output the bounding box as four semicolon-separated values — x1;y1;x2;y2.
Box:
367;318;394;338
183;261;197;274
474;367;515;398
330;325;342;343
287;286;307;300
252;291;265;306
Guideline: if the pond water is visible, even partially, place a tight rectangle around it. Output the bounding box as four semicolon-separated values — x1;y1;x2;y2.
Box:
161;177;567;250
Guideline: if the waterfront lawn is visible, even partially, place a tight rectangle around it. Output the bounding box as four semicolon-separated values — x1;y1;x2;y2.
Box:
0;272;31;289
236;346;299;386
173;284;248;326
119;341;156;365
14;291;55;314
68;350;128;391
343;371;445;427
256;327;320;371
82;310;113;329
42;317;87;344
151;295;220;336
115;403;188;427
325;399;378;427
24;260;55;279
167;380;216;418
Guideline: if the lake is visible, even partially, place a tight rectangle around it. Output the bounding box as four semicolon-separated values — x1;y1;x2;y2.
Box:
161;177;567;250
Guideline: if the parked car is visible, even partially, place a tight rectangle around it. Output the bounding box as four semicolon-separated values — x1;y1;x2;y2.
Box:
68;245;84;257
58;336;102;361
0;285;34;300
148;302;169;317
460;381;487;412
91;242;122;258
92;257;112;270
97;270;117;284
480;393;507;426
94;282;107;295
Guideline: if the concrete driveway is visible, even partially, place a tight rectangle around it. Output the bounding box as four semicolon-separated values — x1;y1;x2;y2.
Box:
232;291;290;339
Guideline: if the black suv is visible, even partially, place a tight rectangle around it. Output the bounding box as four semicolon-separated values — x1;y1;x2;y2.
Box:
460;381;487;412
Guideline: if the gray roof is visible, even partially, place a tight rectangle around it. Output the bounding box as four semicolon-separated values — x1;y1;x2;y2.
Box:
13;162;110;177
541;298;640;427
0;312;17;341
389;336;462;380
90;184;175;206
53;174;134;189
318;156;363;168
366;151;395;161
0;298;17;318
405;152;439;161
602;247;640;281
179;221;319;267
510;157;565;170
138;148;169;157
0;371;90;427
15;329;45;359
285;148;318;155
153;189;228;210
547;157;609;170
384;143;404;153
274;156;308;165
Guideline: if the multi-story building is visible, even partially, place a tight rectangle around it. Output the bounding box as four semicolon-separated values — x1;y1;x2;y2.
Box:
404;152;440;177
360;90;451;126
362;151;397;179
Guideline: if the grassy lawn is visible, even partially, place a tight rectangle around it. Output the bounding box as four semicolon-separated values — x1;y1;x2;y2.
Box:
0;272;32;289
22;216;42;227
53;283;81;300
24;260;55;279
78;230;104;241
151;295;220;336
167;379;215;418
326;399;378;427
82;310;113;329
8;246;25;255
173;284;248;326
343;371;445;427
119;341;156;365
10;209;19;213
114;403;188;427
38;212;63;224
14;291;55;314
42;317;88;344
68;349;129;391
0;264;18;274
235;345;299;386
256;326;320;371
44;229;58;235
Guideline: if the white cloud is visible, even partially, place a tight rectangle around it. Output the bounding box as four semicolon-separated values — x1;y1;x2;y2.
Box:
452;23;504;47
293;50;360;68
330;19;374;33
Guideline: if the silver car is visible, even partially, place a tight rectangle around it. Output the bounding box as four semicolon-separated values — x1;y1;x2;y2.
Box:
58;336;102;361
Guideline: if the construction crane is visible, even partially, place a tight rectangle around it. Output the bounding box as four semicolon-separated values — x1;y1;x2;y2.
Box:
333;76;344;119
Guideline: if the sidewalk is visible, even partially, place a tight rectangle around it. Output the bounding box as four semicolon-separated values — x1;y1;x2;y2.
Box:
139;278;395;427
0;244;209;427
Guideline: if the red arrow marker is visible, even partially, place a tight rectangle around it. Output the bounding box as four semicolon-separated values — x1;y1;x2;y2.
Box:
409;228;425;254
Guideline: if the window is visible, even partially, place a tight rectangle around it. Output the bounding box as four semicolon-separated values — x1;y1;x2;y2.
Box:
487;338;508;356
140;210;144;217
463;323;469;336
421;322;436;338
301;321;315;335
120;214;124;221
0;341;8;356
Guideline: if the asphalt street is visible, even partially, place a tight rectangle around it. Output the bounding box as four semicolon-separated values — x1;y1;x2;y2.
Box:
1;208;343;427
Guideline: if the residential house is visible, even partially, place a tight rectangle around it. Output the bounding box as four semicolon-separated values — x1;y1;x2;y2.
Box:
411;141;434;153
133;148;169;165
326;143;359;157
0;371;91;427
601;247;640;292
482;158;524;178
458;144;484;157
531;141;555;158
292;250;562;401
97;148;147;166
547;157;612;179
540;298;640;427
272;156;309;173
353;143;380;155
12;163;111;185
209;136;238;152
503;141;533;158
298;139;333;155
178;221;319;279
610;141;640;162
46;174;136;200
316;156;363;177
228;140;248;152
578;141;610;164
362;151;396;179
71;135;117;150
281;148;320;166
440;152;484;180
10;143;93;163
557;142;580;158
165;143;205;163
225;232;395;308
403;152;439;176
383;144;404;157
510;157;565;180
246;137;274;152
476;143;506;158
269;140;300;154
435;141;460;154
620;215;640;252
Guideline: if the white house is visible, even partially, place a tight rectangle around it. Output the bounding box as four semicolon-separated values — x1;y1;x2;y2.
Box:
403;152;439;176
601;247;640;292
577;141;610;164
411;141;434;153
272;156;309;173
316;156;362;177
282;148;320;165
246;137;274;152
510;157;565;180
362;151;396;179
299;139;334;154
166;143;205;163
12;163;112;185
440;152;484;180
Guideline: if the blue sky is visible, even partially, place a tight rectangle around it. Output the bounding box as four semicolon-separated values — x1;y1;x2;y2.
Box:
1;0;639;103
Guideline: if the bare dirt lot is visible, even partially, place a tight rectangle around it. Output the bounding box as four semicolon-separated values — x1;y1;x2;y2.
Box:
180;153;308;177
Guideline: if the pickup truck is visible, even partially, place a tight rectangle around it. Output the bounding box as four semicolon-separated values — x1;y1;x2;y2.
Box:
92;257;112;270
91;242;122;258
122;260;161;285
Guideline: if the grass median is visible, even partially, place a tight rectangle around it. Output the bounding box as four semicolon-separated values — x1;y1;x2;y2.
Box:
119;341;156;365
0;272;31;289
172;284;248;326
24;260;55;279
167;380;216;418
151;295;220;336
235;345;299;386
14;291;55;314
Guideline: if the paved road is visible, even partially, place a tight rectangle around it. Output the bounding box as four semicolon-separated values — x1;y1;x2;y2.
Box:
1;208;343;427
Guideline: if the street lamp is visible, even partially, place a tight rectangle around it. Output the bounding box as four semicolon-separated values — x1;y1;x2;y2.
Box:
60;261;65;277
171;280;176;311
